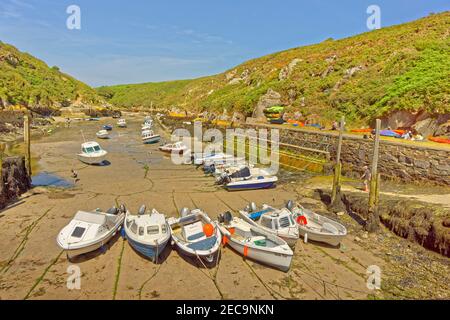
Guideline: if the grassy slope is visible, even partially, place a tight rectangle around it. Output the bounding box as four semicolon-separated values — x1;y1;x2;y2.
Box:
100;12;450;124
0;41;102;110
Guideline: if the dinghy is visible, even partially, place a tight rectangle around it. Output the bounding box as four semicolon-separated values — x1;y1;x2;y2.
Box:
77;141;108;165
142;130;161;144
124;205;171;262
286;201;347;246
117;119;127;128
213;165;272;179
216;211;293;271
239;203;298;248
103;124;113;131
56;205;126;258
159;141;189;154
168;208;222;265
96;129;110;139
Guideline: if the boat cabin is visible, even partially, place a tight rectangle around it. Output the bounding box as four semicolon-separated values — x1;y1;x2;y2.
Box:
142;130;156;138
81;142;103;154
251;207;296;231
126;214;168;240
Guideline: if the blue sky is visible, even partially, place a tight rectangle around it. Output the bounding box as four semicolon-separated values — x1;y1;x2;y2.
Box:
0;0;448;87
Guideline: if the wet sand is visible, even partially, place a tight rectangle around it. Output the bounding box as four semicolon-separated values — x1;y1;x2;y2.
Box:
0;117;448;300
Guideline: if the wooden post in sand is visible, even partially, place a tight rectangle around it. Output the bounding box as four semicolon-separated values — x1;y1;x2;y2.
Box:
331;116;345;205
24;114;32;176
366;119;381;232
0;143;5;183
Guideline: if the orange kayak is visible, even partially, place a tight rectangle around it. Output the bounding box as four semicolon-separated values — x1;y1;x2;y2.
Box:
429;137;450;144
350;128;372;133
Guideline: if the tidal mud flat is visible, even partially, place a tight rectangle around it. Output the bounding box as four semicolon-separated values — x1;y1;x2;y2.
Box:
0;117;448;300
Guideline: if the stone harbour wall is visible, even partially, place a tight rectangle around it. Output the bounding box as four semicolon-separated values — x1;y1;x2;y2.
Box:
0;156;31;209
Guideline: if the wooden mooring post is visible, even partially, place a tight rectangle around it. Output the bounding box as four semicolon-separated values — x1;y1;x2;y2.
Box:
24;114;32;176
0;143;5;182
331;116;345;205
366;119;381;232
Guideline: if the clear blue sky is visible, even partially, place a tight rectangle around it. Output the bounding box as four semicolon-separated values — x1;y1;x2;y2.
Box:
0;0;448;87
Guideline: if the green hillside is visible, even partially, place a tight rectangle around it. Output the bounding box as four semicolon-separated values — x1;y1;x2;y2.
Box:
99;12;450;124
0;41;102;113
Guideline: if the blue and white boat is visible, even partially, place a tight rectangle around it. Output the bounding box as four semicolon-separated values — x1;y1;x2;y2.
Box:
142;130;161;144
215;167;278;191
124;206;171;262
103;124;113;131
224;176;278;191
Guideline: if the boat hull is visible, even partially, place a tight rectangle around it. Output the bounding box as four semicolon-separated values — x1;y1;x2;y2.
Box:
225;181;276;191
143;136;161;144
224;235;292;272
297;228;344;246
77;154;107;165
126;234;170;262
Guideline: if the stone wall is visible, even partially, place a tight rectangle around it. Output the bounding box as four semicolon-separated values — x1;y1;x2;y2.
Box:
246;124;450;186
0;156;31;209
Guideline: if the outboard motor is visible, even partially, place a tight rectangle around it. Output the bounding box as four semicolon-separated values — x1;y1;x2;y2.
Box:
138;205;146;216
218;211;233;224
119;204;127;214
249;202;257;212
107;207;119;215
286;200;294;211
216;172;229;185
180;207;191;217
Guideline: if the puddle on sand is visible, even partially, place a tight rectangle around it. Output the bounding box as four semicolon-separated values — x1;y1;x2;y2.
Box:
31;172;74;188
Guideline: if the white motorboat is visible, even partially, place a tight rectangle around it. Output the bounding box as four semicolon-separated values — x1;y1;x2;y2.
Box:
96;129;110;139
124;206;171;262
216;169;278;191
286;201;347;246
239;203;298;248
56;205;126;258
77;141;108;165
142;130;161;144
159;141;189;154
216;212;293;272
213;165;273;179
168;208;222;265
117;119;127;128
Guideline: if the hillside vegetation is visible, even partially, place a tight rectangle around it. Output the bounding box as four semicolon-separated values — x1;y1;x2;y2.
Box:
0;41;102;113
99;12;450;124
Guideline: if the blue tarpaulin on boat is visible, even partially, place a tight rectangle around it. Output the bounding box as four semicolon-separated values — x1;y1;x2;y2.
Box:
249;209;272;220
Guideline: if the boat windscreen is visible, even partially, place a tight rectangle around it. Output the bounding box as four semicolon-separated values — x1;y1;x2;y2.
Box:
93;146;101;152
71;226;86;238
147;225;159;235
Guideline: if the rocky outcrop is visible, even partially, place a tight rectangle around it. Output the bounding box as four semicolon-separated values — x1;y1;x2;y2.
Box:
0;156;31;209
253;89;282;120
333;65;364;90
227;69;251;85
279;58;302;81
380;111;450;137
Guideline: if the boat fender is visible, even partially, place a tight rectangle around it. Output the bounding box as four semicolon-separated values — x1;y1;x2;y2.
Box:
203;224;214;237
243;245;249;257
120;227;126;239
304;233;308;244
250;202;257;212
297;215;308;225
119;204;127;213
222;236;228;246
180;207;191;217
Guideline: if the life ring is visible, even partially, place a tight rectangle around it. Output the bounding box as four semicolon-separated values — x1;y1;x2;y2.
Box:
297;215;307;225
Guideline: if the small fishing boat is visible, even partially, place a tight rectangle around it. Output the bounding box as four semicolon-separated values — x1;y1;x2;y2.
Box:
56;205;126;258
96;129;109;139
103;124;113;131
77;141;108;165
216;212;293;271
168;208;222;265
142;130;161;144
193;152;234;165
213;165;272;178
286;201;347;246
159;141;189;154
117;119;127;128
123;206;171;262
239;203;298;248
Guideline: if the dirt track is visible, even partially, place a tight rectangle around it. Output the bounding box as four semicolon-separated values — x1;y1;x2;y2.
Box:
0;116;448;300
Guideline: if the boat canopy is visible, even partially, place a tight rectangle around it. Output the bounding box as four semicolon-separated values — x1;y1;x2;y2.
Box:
81;142;102;153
